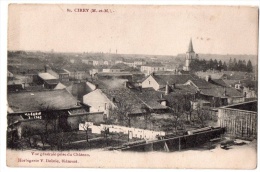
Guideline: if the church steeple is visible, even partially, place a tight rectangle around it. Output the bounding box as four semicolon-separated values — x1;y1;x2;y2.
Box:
187;38;194;53
183;38;196;72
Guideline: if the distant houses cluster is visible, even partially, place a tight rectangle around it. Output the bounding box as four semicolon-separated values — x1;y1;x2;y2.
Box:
7;39;258;146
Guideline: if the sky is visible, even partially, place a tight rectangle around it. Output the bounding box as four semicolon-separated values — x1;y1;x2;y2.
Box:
8;4;259;56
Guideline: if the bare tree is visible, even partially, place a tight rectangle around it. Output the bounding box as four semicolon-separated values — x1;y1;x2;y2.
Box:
167;95;188;134
140;104;152;129
194;104;209;128
79;122;91;143
109;101;135;127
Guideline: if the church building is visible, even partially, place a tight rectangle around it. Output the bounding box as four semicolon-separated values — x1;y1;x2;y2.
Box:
183;39;195;71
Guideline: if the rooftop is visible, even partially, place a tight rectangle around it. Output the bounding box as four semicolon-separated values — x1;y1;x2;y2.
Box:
142;63;165;67
109;63;129;69
152;74;197;85
101;88;145;114
220;100;257;112
38;73;57;80
210;79;230;87
199;86;243;98
8;89;80;113
52;69;69;74
44;79;59;85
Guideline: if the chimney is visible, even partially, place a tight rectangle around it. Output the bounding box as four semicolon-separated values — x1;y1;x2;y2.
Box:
112;97;116;103
165;82;169;95
223;87;227;96
205;75;211;82
138;86;142;92
124;81;128;88
22;83;25;89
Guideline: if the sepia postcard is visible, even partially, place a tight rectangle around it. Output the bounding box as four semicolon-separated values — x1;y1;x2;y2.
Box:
5;3;258;169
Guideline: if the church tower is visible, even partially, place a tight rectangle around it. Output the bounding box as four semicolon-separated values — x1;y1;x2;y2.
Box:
183;38;195;71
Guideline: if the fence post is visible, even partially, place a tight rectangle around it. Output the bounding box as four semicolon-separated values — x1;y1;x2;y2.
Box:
178;137;181;151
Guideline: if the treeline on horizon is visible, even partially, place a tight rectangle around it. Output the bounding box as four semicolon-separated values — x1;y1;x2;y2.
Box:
190;58;253;72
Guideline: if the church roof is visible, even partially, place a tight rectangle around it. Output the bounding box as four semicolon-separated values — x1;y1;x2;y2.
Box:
187;39;195;53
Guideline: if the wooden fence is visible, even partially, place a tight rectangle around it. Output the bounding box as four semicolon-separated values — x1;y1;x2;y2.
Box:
218;107;257;139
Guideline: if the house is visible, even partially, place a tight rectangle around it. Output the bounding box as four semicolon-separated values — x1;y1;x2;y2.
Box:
115;60;123;64
93;60;104;66
123;60;135;67
229;79;257;99
64;67;90;80
96;72;133;81
82;59;89;64
141;73;197;90
195;71;227;80
47;68;69;82
24;70;40;84
38;73;59;89
218;100;257;139
7;89;88;123
83;88;145;117
102;64;122;73
7;84;24;92
141;64;166;76
89;68;102;77
7;89;93;139
209;78;230;87
83;82;197;119
134;60;147;67
184;79;244;107
103;60;114;66
131;85;197;113
7;71;14;78
195;71;256;81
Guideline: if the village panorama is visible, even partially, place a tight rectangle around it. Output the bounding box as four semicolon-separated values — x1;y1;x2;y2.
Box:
7;39;257;152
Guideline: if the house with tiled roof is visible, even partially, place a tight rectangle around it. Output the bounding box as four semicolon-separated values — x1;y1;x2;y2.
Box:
141;63;166;76
7;89;98;139
83;86;174;118
64;67;90;80
83;88;145;117
209;79;230;87
7;89;89;125
102;63;125;73
38;72;59;89
47;68;69;82
184;79;244;107
141;73;197;90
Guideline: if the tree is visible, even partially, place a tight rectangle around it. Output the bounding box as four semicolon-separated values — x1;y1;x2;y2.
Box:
217;60;223;71
228;57;233;71
233;58;238;71
246;60;253;72
223;61;228;71
79;122;91;143
109;101;135;127
140;104;152;129
194;104;210;128
201;59;207;71
237;60;243;71
213;59;218;70
208;59;214;70
167;95;191;134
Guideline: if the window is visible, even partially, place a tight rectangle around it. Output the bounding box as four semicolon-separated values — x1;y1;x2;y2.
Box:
148;80;151;85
